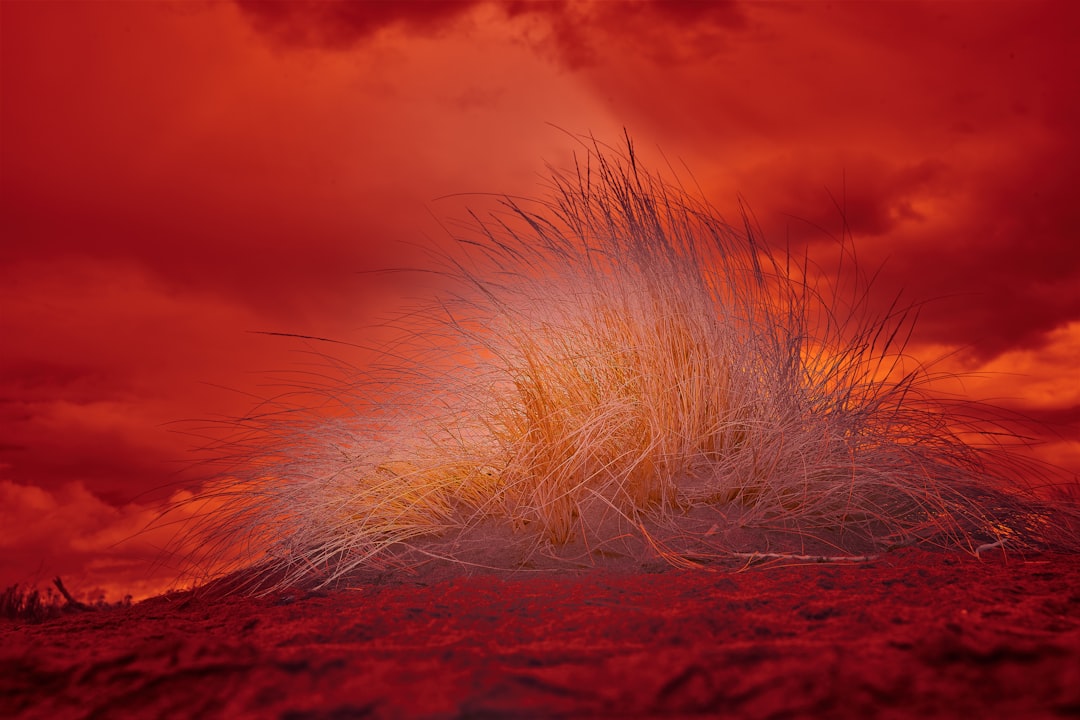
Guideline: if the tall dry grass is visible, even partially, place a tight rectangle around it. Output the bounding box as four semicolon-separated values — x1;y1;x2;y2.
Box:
160;135;1078;594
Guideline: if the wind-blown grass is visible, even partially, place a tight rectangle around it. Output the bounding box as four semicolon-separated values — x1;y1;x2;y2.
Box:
161;136;1078;594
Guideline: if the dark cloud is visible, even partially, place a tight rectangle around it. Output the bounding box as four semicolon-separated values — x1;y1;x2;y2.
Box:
648;0;744;23
0;414;170;506
1032;406;1080;443
893;163;1080;362
746;155;948;243
236;0;746;64
738;140;1080;362
544;1;1080;366
504;0;746;69
0;186;416;326
235;0;482;48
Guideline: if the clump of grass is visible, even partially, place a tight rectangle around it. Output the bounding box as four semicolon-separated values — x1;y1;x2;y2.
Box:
0;585;59;623
0;578;113;623
162;135;1079;594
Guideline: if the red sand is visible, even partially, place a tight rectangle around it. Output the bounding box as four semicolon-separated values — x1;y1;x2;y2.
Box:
4;547;1080;719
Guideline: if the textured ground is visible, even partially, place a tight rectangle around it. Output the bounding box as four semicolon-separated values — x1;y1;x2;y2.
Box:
4;547;1080;719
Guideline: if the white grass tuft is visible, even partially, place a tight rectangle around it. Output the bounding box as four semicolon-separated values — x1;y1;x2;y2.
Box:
158;134;1080;595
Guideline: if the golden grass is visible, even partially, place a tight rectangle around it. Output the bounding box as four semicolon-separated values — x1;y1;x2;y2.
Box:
160;135;1079;594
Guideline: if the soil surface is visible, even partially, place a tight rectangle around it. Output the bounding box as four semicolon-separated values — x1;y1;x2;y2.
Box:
4;547;1080;719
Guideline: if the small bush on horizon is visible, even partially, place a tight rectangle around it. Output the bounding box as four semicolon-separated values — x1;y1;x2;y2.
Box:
0;581;133;623
0;585;62;624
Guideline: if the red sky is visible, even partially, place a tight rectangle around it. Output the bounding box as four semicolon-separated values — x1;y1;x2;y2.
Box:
2;0;1078;601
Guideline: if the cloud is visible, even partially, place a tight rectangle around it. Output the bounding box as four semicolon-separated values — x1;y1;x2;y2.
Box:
870;138;1080;362
913;321;1080;480
0;0;620;518
738;152;948;242
0;0;619;325
0;479;192;602
234;0;747;67
0;0;437;325
729;139;1080;363
524;1;1080;364
235;0;482;48
0;256;300;503
220;0;1079;363
927;321;1080;417
502;0;747;69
